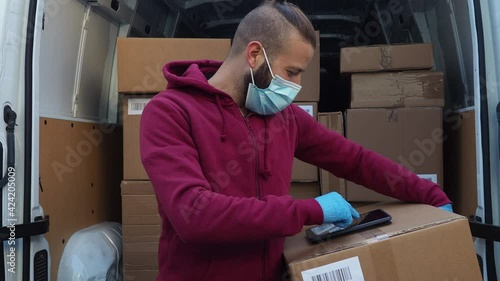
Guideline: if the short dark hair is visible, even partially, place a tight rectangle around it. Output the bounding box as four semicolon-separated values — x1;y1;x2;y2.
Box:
228;1;316;60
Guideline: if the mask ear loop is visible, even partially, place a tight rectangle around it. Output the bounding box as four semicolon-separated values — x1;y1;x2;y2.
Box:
249;67;256;85
261;47;275;79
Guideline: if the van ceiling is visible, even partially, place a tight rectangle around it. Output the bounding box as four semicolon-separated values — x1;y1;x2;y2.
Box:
160;0;424;62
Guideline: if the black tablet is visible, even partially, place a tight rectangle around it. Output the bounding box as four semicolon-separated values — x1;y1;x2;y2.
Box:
306;209;392;243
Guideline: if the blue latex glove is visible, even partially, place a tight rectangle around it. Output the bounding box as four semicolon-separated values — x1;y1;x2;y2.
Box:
438;204;453;213
315;192;360;228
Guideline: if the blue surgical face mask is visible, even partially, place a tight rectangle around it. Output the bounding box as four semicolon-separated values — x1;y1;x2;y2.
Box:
245;47;302;115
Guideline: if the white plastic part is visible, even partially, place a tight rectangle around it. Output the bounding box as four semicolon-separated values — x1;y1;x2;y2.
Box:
57;222;122;281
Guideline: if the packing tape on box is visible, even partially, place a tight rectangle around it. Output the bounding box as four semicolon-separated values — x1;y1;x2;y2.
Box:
380;46;393;70
368;239;400;281
359;228;400;281
359;228;390;242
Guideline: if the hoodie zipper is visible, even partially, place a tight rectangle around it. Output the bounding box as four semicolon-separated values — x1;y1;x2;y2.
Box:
243;116;267;281
244;116;261;199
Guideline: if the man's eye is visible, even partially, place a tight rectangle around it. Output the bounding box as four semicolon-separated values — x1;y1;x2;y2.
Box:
286;70;298;77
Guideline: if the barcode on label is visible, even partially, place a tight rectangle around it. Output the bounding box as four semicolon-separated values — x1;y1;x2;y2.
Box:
311;267;352;281
298;105;314;117
128;98;151;115
311;223;343;235
301;257;365;281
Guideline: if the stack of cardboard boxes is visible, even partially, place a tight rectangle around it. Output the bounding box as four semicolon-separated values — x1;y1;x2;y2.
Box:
339;44;445;202
117;38;232;280
283;43;481;281
290;31;322;199
290;32;347;200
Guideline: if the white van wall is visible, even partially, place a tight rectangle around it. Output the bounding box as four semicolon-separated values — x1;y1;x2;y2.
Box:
40;1;118;122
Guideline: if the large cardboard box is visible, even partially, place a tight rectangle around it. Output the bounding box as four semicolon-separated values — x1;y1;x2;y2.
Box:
351;71;444;108
318;112;346;196
117;36;319;101
444;110;478;217
117;38;231;93
340;44;434;73
284;202;481;281
345;108;443;202
293;103;319;182
290;182;321;199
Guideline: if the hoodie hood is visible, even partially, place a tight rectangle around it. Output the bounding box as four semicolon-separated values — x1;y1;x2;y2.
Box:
164;60;236;142
163;60;228;98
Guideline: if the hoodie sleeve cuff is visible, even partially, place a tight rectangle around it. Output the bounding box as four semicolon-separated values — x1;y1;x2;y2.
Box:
296;199;324;226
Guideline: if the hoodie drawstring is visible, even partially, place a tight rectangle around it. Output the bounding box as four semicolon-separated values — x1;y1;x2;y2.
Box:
259;117;272;179
215;95;227;142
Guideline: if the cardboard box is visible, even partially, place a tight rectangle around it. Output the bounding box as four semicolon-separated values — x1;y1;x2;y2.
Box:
117;36;319;101
122;96;154;180
122;195;158;216
340;43;434;73
123;225;161;243
123;252;159;270
122;181;161;272
121;182;161;224
345;108;443;202
117;38;231;93
123;269;158;281
290;182;321;199
444;110;477;217
318;112;346;196
351;71;444;108
122;213;162;225
124;242;159;253
296;31;320;102
284;202;482;281
121;180;155;195
292;103;319;182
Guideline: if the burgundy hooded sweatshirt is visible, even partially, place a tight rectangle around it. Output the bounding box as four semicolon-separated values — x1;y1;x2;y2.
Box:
139;60;451;281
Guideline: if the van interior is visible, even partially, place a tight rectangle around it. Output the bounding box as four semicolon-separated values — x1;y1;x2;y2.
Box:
24;0;500;279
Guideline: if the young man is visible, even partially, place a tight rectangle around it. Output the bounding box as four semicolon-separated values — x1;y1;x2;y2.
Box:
140;1;452;280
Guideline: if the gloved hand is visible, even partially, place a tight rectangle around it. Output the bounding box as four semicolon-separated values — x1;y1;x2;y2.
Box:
438;203;453;213
315;192;360;228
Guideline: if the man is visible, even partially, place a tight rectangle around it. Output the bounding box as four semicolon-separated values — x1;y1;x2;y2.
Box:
140;1;452;280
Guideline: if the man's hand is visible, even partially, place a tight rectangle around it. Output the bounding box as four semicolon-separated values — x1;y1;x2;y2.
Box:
438;203;453;213
315;192;360;228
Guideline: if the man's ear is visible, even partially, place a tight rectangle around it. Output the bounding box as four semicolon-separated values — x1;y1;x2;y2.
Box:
246;41;263;69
